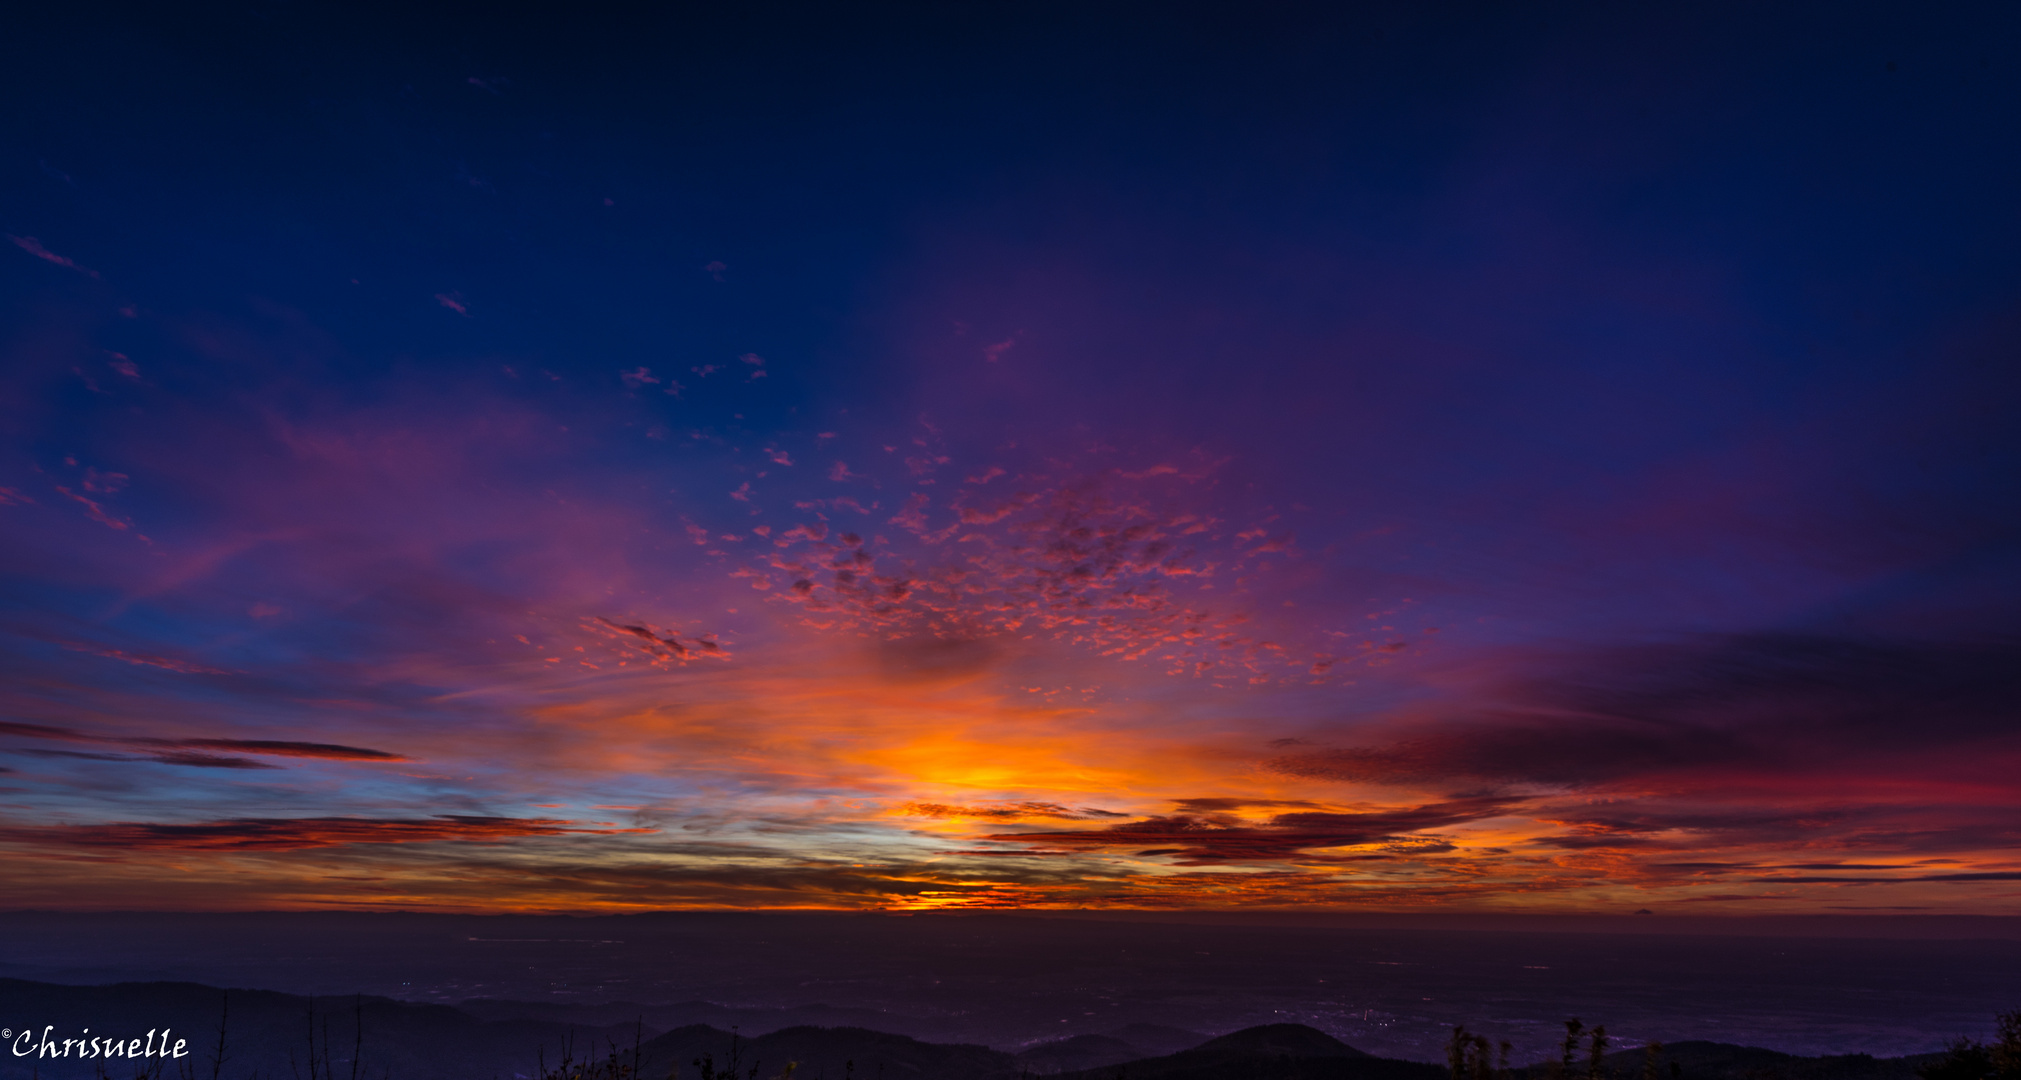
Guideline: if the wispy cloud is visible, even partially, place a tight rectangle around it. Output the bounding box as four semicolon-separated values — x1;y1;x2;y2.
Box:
0;719;409;763
8;235;100;278
0;815;652;852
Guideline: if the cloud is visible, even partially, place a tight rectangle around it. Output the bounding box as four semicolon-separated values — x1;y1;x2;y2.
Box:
0;719;409;763
0;721;80;742
585;615;728;665
10;747;277;769
995;796;1525;863
1171;797;1323;812
0;815;654;852
138;751;279;769
1744;871;2021;884
1269;632;2021;789
60;641;233;675
54;487;137;534
898;801;1108;822
435;292;470;315
8;235;100;278
747;464;1330;683
171;739;408;761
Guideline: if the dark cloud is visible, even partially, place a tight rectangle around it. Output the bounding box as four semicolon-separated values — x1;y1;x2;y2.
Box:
1268;632;2021;789
1268;723;1737;786
12;748;144;762
0;815;654;852
1172;797;1322;812
6;747;277;769
1748;871;2021;885
1770;869;1907;877
899;801;1108;821
0;720;83;742
1554;633;2021;743
142;751;282;769
0;720;405;763
1525;807;1849;850
997;796;1524;863
167;739;408;761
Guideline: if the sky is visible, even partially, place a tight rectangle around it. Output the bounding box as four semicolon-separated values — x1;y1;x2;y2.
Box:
2;1;2019;916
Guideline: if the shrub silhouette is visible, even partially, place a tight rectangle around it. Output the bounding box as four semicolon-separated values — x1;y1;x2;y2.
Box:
1919;1010;2021;1080
1447;1025;1505;1080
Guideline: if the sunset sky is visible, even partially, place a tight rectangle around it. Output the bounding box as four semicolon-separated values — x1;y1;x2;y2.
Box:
3;3;2018;915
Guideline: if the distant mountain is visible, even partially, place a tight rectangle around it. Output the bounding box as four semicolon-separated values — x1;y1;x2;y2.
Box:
1051;1023;1442;1080
1194;1025;1375;1060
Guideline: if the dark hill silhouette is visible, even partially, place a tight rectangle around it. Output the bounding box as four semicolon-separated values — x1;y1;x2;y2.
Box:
1195;1024;1372;1059
1052;1023;1440;1080
1513;1040;1951;1080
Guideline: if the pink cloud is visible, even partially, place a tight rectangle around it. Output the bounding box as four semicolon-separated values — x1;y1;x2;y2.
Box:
54;486;135;534
9;235;101;279
60;641;234;675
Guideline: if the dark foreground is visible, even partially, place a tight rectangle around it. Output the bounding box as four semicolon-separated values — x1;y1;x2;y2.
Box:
6;913;2020;1061
0;979;1975;1080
